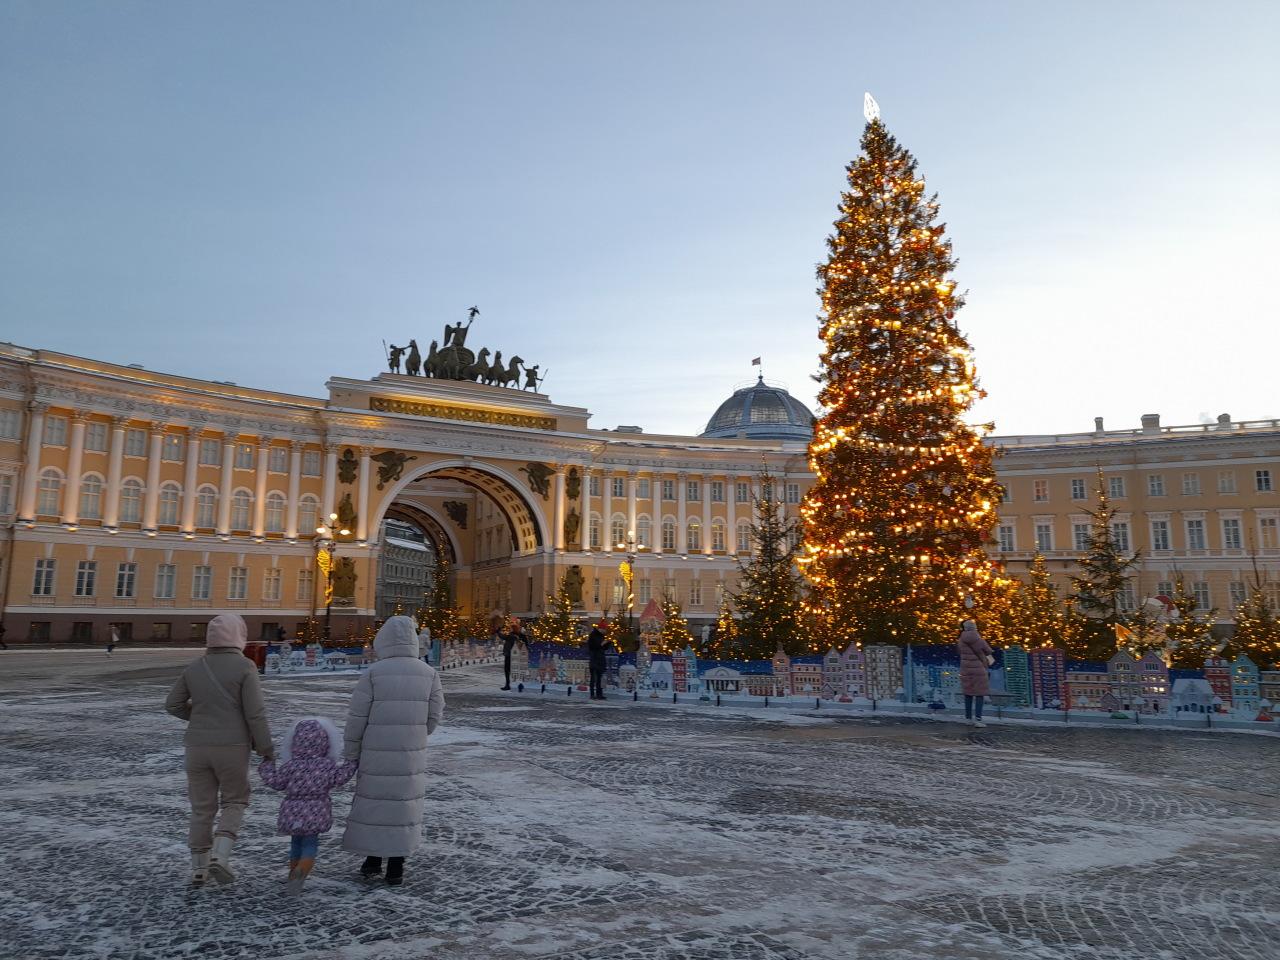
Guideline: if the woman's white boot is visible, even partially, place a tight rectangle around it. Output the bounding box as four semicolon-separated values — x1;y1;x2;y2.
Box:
207;835;236;884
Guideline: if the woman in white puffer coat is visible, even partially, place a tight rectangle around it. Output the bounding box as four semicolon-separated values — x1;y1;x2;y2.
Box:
341;616;445;886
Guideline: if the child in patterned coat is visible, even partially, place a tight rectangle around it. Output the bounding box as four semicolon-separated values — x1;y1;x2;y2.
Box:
259;717;357;894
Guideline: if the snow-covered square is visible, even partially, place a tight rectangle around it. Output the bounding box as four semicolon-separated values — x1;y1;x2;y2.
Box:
0;650;1277;960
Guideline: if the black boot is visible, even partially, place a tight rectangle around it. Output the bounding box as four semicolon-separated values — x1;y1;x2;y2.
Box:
386;857;405;886
360;856;383;878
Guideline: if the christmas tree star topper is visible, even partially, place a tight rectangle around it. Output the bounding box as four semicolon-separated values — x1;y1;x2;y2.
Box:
863;92;880;122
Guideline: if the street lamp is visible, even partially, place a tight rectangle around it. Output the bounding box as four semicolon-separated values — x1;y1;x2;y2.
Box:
616;530;647;637
316;512;351;642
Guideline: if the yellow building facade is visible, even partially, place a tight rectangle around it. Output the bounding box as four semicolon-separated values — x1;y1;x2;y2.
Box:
0;342;1277;642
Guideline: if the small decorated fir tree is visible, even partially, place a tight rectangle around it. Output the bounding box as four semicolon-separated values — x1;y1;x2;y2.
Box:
654;594;693;655
1161;574;1218;667
1016;554;1082;655
418;554;463;643
530;579;579;646
731;470;808;658
1227;556;1279;668
1069;471;1141;659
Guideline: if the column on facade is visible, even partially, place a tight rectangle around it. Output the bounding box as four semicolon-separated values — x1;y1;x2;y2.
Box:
252;439;271;537
702;472;713;555
553;465;567;551
142;424;166;531
579;464;591;552
650;471;663;555
61;412;89;525
626;472;638;544
102;416;127;529
217;437;236;535
601;469;613;552
677;471;688;556
726;472;737;555
285;441;302;540
356;446;371;542
321;444;338;522
17;402;46;521
180;429;201;533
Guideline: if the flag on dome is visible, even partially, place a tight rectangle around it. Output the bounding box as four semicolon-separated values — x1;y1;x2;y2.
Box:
751;357;761;365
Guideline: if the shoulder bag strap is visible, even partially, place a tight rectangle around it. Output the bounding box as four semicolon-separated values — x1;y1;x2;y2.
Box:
199;657;238;706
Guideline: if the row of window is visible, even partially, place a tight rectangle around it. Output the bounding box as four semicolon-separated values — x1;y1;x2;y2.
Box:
33;558;314;603
997;515;1278;554
588;577;717;608
32;417;327;476
1020;470;1272;503
586;476;801;504
33;471;321;532
584;515;799;553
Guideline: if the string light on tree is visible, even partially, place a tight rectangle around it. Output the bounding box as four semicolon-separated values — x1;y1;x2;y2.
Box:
800;94;1001;646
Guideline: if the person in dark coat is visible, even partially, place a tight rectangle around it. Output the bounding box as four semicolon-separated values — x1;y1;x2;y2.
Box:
501;618;529;691
587;622;612;700
956;619;994;727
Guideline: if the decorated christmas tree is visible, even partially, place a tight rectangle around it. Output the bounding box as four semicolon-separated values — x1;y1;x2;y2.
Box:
653;593;693;655
1015;554;1082;655
1163;573;1218;667
704;594;740;659
800;97;1000;646
530;577;580;645
1227;557;1279;668
418;554;462;643
1069;471;1141;659
731;469;809;658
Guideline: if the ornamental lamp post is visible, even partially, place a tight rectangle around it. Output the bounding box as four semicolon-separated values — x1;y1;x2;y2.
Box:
316;512;351;643
616;530;647;638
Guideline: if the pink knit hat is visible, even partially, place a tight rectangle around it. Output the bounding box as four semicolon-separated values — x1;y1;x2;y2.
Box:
206;614;247;651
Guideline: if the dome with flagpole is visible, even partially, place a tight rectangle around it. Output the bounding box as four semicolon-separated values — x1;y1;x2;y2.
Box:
700;376;816;441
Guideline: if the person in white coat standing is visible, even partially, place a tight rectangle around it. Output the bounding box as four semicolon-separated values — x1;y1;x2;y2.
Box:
341;615;445;886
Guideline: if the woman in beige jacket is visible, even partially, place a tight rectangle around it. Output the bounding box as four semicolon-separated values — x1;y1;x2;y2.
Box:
165;614;273;885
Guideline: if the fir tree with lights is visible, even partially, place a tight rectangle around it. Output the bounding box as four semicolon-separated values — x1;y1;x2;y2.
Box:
800;97;1001;646
653;593;693;655
530;578;580;645
1015;554;1083;655
732;470;809;658
1069;471;1141;659
704;594;740;659
1163;573;1218;667
418;554;462;642
1227;556;1279;668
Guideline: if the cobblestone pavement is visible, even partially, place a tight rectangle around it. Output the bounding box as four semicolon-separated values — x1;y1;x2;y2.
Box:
0;652;1277;959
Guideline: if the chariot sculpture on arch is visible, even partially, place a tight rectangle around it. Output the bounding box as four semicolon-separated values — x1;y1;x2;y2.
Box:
386;306;541;390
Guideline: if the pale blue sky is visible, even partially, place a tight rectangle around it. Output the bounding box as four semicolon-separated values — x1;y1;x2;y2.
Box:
3;1;1278;437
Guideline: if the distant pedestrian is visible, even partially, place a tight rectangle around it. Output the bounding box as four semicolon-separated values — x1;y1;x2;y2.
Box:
0;622;8;650
107;626;119;656
259;718;357;895
587;621;612;700
341;616;445;887
501;618;528;691
956;619;993;728
164;614;274;886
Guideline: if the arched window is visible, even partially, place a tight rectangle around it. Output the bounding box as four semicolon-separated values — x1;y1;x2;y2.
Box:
589;513;602;549
298;495;319;536
661;518;676;551
196;485;218;528
736;521;752;554
231;490;252;531
37;468;63;516
158;483;181;526
265;492;286;533
711;520;726;552
119;479;143;523
637;515;652;549
686;519;702;552
79;474;103;520
610;515;626;549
